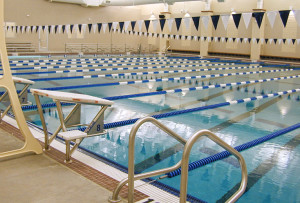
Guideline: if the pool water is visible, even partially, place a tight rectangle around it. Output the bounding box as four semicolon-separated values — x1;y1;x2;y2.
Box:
2;55;300;202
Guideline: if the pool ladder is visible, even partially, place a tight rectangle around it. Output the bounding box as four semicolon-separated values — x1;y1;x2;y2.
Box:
108;117;247;203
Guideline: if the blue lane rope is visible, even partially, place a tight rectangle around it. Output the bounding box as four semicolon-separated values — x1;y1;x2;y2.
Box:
20;74;299;112
28;64;262;81
30;68;293;90
165;122;300;178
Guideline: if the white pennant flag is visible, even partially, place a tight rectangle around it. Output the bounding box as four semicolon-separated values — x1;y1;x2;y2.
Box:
135;31;138;36
92;24;97;34
201;36;204;41
293;10;300;27
32;25;36;33
278;39;282;45
269;38;273;44
164;34;168;38
194;36;198;41
221;15;230;30
124;21;130;32
38;26;42;34
261;38;264;44
176;35;179;40
221;37;225;43
159;33;163;38
26;26;30;33
252;38;256;44
214;37;218;42
228;38;232;43
287;39;291;45
152;20;158;33
82;24;87;35
242;13;252;29
167;18;174;31
182;35;185;40
102;23;107;33
66;25;70;34
51;25;55;34
202;16;209;30
112;22;118;33
244;38;248;43
267;11;277;28
144;32;147;37
21;26;25;33
137;20;143;32
236;38;240;43
170;34;174;39
297;39;300;45
58;25;62;34
183;17;191;30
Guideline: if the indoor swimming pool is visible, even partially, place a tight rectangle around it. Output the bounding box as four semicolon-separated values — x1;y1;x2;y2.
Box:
1;54;300;202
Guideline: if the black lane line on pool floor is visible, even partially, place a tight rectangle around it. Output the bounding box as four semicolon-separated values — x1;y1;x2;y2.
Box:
216;133;300;203
134;86;283;173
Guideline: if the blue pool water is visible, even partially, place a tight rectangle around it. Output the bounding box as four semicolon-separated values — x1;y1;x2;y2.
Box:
2;55;300;202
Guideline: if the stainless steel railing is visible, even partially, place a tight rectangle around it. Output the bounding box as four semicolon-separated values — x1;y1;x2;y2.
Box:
108;117;247;203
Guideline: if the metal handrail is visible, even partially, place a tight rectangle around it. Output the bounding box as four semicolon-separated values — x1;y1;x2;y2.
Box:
180;130;248;203
108;117;187;203
108;117;248;203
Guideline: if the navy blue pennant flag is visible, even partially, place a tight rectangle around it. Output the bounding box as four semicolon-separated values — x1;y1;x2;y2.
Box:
292;39;296;44
211;15;220;30
36;26;39;33
131;21;136;30
248;38;252;43
252;12;265;28
265;38;268;44
225;37;228;42
218;37;221;42
274;39;277;44
198;36;201;41
179;35;182;40
185;36;188;40
204;36;207;41
240;38;243;43
144;20;150;32
30;26;35;33
62;25;65;33
256;38;260;43
88;24;92;33
97;23;102;33
48;26;51;34
119;22;124;32
78;24;82;33
42;26;46;31
232;14;242;29
192;16;200;31
175;18;182;31
168;34;170;38
70;24;74;34
283;39;286;44
108;23;112;32
233;38;236;42
54;25;58;34
159;19;166;31
279;10;290;27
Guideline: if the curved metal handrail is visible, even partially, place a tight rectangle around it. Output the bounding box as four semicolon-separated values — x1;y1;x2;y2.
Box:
180;130;248;203
108;117;187;203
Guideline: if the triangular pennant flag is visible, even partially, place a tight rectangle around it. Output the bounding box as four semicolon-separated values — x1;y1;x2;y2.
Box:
53;25;58;34
92;24;97;33
292;39;296;44
204;36;207;41
265;38;269;44
152;20;158;32
42;25;46;32
256;38;260;43
202;16;209;30
242;13;252;29
269;38;273;44
267;11;277;28
274;38;277;44
62;25;65;34
167;18;174;31
159;18;166;31
221;37;225;43
252;12;265;28
119;22;124;32
278;38;282;45
70;24;74;34
214;37;218;42
198;36;201;41
243;38;248;43
232;14;242;29
159;33;163;38
97;23;102;33
21;26;26;34
108;22;113;32
225;37;228;42
137;20;143;32
211;15;220;30
192;16;200;31
294;10;300;27
58;25;62;34
144;20;150;32
297;39;300;45
159;19;166;31
102;23;107;33
282;38;286;44
131;21;136;30
175;18;182;31
30;26;35;33
88;24;92;33
183;17;190;30
228;38;232;43
194;36;198;41
218;37;221;42
287;39;291;45
82;24;87;34
248;38;252;43
51;25;55;34
232;37;236;42
279;10;290;27
78;24;82;33
66;25;70;34
25;26;30;33
240;38;243;43
124;21;130;32
176;34;179;40
112;22;118;32
221;15;230;30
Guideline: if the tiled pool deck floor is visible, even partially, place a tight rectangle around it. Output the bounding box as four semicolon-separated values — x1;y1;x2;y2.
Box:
0;120;149;203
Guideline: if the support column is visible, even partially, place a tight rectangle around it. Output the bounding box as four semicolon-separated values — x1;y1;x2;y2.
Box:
200;10;213;57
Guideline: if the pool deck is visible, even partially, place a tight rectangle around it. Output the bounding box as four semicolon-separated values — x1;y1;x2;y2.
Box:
0;119;151;203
